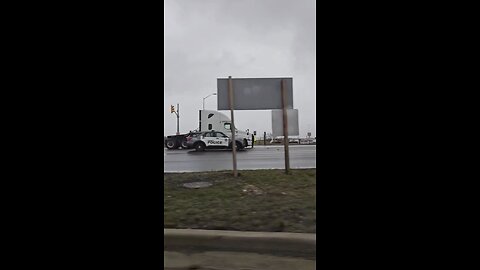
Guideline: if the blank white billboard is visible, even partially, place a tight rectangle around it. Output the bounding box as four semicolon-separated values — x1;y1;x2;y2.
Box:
272;109;299;137
217;77;293;110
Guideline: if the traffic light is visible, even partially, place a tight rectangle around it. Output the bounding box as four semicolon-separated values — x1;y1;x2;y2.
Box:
170;105;175;113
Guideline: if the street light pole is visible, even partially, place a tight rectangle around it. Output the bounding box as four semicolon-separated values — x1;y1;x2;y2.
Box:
203;93;217;110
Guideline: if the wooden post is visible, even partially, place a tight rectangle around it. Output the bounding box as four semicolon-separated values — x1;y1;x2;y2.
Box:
228;76;238;177
281;79;290;174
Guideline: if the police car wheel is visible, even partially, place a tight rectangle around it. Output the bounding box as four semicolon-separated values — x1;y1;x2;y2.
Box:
195;143;205;151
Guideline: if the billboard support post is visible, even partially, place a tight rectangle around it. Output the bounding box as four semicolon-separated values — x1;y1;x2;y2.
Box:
281;79;290;174
228;76;238;177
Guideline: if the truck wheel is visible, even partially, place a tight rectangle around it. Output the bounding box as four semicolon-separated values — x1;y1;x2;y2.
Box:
166;140;178;149
194;142;205;152
181;139;188;149
236;141;243;150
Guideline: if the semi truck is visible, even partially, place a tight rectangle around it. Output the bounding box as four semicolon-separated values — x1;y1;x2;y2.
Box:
164;110;253;150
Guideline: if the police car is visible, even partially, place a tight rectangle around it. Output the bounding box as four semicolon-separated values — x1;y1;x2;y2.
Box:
187;130;246;151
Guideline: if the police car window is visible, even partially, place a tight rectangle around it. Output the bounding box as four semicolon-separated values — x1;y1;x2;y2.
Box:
224;123;230;130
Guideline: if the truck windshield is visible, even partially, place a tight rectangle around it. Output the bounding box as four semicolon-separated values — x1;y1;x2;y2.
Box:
224;123;237;131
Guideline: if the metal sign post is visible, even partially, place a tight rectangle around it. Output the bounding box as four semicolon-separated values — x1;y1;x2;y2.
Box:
176;103;180;135
281;79;290;174
228;76;238;177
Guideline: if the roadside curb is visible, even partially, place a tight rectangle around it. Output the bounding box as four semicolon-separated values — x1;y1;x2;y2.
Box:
164;229;316;259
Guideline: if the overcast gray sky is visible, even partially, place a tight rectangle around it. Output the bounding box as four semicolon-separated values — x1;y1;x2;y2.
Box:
164;0;316;138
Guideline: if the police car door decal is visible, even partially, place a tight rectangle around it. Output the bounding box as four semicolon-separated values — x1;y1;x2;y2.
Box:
206;133;222;146
217;132;228;146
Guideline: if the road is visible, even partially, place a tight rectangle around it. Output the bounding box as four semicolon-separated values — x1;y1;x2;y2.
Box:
164;145;316;172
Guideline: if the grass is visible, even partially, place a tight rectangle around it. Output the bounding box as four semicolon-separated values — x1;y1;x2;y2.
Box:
164;169;316;233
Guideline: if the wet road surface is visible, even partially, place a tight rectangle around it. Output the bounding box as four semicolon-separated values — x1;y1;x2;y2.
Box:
164;145;316;173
